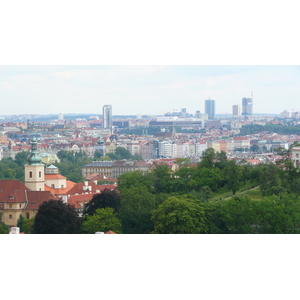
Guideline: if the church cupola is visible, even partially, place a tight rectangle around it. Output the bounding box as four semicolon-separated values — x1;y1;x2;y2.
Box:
24;137;45;191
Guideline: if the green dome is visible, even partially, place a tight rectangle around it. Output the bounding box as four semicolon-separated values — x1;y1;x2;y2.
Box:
97;138;104;145
27;137;43;165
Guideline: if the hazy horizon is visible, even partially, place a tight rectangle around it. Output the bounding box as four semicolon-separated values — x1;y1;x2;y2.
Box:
0;65;299;117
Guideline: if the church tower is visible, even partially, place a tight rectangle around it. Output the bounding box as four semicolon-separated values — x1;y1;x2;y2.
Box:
24;137;45;191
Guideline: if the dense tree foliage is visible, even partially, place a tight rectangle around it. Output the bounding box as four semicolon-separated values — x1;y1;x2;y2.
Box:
151;196;207;234
81;208;122;234
0;222;10;234
240;123;300;135
119;186;156;234
83;189;122;216
33;200;81;234
56;150;93;182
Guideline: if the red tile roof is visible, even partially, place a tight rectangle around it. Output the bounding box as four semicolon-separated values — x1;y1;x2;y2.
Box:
44;180;76;195
105;230;117;234
25;191;58;210
0;180;29;202
45;174;67;180
68;193;95;209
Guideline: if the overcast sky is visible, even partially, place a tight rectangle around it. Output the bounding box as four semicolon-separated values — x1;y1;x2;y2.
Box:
1;65;299;116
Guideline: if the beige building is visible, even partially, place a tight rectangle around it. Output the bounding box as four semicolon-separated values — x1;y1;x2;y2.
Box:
0;180;57;226
82;161;114;178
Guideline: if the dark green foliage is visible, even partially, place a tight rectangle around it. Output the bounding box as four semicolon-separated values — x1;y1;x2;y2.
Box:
17;214;25;232
83;189;121;216
202;203;228;234
240;123;300;136
81;208;122;234
151;196;207;234
33;200;81;234
56;150;93;182
22;217;35;234
117;170;154;193
93;150;103;160
0;222;10;234
224;160;243;195
119;186;156;234
255;195;300;234
220;196;259;234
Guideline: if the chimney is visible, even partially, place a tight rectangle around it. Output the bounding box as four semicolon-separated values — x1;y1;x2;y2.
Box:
61;195;68;204
94;180;98;185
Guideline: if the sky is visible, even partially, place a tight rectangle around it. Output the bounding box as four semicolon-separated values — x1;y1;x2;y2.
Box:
1;65;300;116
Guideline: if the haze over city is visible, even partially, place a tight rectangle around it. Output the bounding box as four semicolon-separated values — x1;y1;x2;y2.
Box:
1;65;300;116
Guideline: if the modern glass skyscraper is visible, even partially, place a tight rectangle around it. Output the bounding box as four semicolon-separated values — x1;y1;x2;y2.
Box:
103;104;112;129
205;99;215;120
242;98;253;115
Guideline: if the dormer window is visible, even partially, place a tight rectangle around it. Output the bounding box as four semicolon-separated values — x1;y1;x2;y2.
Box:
9;196;14;199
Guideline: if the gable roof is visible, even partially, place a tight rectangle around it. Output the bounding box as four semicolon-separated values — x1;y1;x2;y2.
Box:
0;180;29;202
25;191;58;210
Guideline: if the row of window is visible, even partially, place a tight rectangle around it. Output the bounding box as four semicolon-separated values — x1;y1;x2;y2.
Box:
29;171;42;178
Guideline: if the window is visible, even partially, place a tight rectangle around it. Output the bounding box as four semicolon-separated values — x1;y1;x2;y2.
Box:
9;215;12;219
61;185;64;188
19;204;22;208
26;213;30;219
39;171;42;178
9;204;12;208
29;171;32;178
51;184;55;188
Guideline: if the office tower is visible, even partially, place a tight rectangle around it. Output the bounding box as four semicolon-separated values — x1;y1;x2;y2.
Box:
242;97;253;115
103;105;112;129
181;108;187;118
195;110;201;119
205;99;215;120
232;105;240;116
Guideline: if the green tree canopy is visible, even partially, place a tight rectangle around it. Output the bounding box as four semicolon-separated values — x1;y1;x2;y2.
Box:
83;189;121;216
82;207;122;234
151;196;207;234
33;200;81;234
119;186;156;234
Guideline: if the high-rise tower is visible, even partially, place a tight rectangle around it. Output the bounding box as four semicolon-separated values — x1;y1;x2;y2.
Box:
24;138;45;191
103;105;112;129
205;99;215;120
242;97;253;115
232;105;240;116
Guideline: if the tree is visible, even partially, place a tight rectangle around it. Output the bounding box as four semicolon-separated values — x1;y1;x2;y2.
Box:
33;200;81;234
22;217;35;234
220;196;259;234
93;150;103;160
83;189;121;216
17;214;25;232
0;222;10;234
250;144;260;153
115;147;132;159
151;196;207;234
198;148;215;168
255;194;300;234
82;208;122;234
151;164;173;194
119;186;156;234
224;160;243;195
117;170;154;194
15;151;30;166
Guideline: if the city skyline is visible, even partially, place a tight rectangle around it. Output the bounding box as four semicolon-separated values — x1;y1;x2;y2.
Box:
1;65;300;116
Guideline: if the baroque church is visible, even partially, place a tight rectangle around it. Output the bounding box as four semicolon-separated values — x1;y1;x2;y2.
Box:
0;138;117;227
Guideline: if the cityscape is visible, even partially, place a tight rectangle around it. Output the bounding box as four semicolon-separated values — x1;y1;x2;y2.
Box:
1;66;300;235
